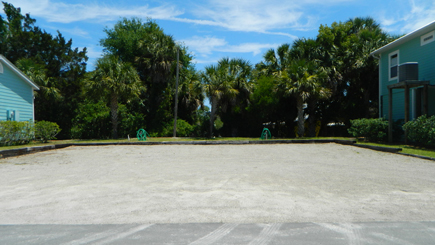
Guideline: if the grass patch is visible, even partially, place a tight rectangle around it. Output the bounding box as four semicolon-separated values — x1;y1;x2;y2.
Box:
356;142;435;159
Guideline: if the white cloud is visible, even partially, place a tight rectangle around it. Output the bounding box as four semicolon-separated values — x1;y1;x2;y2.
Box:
181;36;227;56
181;36;280;58
6;0;344;37
7;0;183;23
219;43;280;56
46;26;89;38
379;0;435;34
190;0;304;34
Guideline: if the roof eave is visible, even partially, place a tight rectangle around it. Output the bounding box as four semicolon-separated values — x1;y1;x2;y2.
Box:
370;20;435;56
0;55;40;90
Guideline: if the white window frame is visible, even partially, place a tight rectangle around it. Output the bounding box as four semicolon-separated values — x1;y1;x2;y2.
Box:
421;30;435;46
388;50;399;81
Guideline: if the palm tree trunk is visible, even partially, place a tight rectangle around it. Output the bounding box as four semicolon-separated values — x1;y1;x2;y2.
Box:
296;96;305;137
110;93;119;139
308;98;317;137
209;96;217;138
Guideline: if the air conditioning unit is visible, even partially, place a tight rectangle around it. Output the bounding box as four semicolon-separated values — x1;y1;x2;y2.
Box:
399;62;418;82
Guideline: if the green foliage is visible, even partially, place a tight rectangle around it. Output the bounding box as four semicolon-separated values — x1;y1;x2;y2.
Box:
202;57;252;137
99;17;198;137
153;119;194;137
348;118;388;142
0;121;34;145
214;116;224;131
71;100;111;139
35;121;61;143
403;115;435;145
87;54;142;139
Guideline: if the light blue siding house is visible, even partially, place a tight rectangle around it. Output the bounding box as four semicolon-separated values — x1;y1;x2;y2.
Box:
0;55;39;122
371;21;435;142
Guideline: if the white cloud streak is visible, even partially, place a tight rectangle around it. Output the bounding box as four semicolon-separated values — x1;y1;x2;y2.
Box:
6;0;353;36
181;36;279;58
379;0;435;34
7;0;183;23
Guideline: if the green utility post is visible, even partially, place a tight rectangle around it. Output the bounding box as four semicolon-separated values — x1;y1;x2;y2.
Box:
260;128;271;140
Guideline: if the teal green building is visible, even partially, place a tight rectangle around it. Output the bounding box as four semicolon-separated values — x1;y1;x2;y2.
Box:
371;21;435;141
0;55;39;122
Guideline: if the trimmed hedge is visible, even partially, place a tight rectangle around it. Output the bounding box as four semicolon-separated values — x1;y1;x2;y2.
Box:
0;120;61;145
403;115;435;145
0;121;35;145
348;118;388;142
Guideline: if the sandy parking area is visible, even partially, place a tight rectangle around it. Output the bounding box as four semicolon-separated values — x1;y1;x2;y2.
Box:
0;143;434;224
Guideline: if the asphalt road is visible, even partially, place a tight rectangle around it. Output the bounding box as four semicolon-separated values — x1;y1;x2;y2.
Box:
1;222;435;244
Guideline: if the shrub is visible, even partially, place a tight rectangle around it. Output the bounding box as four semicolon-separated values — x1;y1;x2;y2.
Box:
0;121;35;145
35;121;61;143
403;115;435;145
348;118;388;142
157;119;194;137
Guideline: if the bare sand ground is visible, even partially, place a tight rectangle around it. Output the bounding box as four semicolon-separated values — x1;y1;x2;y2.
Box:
0;143;434;224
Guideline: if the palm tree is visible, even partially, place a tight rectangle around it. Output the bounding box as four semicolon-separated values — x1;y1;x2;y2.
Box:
279;59;328;137
88;55;142;139
202;58;248;137
289;39;331;136
15;58;61;100
135;31;177;83
178;67;205;124
256;44;291;78
226;58;252;136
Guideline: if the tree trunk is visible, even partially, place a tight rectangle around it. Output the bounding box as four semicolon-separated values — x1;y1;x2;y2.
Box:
209;96;217;138
308;98;317;137
296;97;305;137
363;89;371;118
110;93;119;139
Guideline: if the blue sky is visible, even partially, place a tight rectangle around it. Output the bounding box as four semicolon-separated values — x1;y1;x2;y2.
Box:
3;0;435;72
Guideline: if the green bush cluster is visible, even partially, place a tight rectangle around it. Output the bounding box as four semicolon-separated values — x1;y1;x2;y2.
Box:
403;115;435;145
152;119;195;137
0;121;34;145
0;120;60;145
35;121;61;143
348;118;388;142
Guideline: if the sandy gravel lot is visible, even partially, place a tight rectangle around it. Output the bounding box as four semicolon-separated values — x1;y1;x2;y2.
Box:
0;143;435;224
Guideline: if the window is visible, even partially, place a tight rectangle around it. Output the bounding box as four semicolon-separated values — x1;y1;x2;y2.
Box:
389;51;399;80
0;62;3;73
421;31;435;46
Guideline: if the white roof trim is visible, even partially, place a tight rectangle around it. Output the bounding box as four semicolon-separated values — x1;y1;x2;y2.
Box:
0;55;40;90
371;20;435;56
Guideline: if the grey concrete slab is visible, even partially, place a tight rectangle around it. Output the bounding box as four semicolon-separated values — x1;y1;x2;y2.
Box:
1;222;435;245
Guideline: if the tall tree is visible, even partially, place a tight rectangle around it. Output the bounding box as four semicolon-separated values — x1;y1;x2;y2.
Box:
202;58;252;137
221;58;252;136
316;17;392;125
202;64;226;137
177;66;205;125
278;59;328;137
87;55;142;139
100;18;193;133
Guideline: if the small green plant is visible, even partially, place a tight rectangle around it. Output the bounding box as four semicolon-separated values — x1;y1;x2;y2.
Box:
348;118;388;142
403;115;435;146
35;121;61;143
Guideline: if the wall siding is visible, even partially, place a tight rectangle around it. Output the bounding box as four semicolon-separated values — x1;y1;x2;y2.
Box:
379;27;435;121
0;62;34;121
